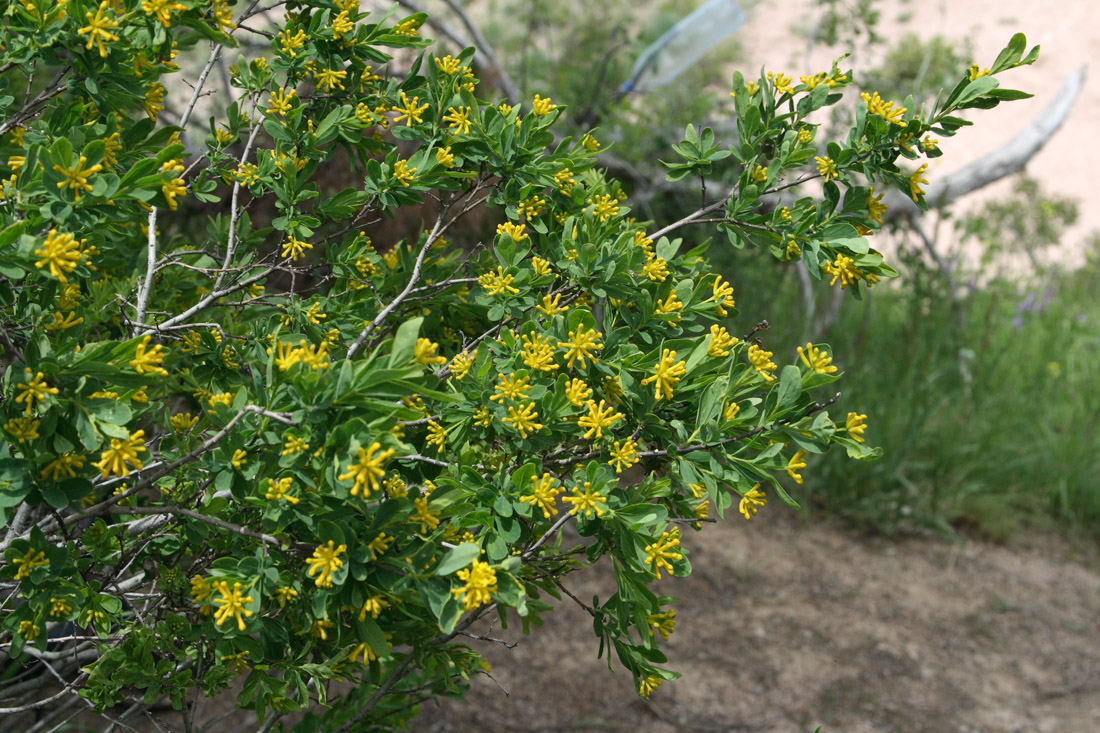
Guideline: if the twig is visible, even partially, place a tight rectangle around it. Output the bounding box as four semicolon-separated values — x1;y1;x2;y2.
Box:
133;207;157;330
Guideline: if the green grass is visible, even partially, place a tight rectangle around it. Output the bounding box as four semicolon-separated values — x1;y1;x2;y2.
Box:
718;240;1100;540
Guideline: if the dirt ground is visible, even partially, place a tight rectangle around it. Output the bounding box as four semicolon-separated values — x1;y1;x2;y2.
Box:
415;514;1100;732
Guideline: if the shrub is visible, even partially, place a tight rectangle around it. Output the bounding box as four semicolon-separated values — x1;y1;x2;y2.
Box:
0;2;1035;727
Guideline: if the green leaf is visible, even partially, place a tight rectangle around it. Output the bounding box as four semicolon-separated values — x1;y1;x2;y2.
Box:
775;365;801;410
388;316;423;367
434;543;480;576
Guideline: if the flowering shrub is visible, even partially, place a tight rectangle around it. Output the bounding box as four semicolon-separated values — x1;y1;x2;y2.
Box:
0;2;1036;727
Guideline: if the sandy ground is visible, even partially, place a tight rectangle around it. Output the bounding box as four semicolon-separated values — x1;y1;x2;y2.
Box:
417;514;1100;732
734;0;1099;263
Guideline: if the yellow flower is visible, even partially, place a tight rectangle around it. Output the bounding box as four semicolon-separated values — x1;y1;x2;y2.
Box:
519;332;558;372
212;580;254;630
412;338;445;367
413;495;442;532
712;275;736;316
868;187;887;224
860;91;907;125
478;266;519;297
786;449;808;484
207;392;233;408
707;325;738;358
266;88;297;117
271;586;297;608
332;10;354;38
969;64;990;81
638;675;663;699
358;595;389;621
140;0;185;26
496;222;528;241
78;0;120;58
557;323;603;368
58;283;82;310
608;437;638;473
314;68;348;92
564;378;592;407
50;597;74;618
519;473;564;519
16;371;59;415
577;399;623;440
797;128;814;145
449;350;476;380
4;417;40;444
436;145;454;168
815;156;838;182
747;344;777;382
531;257;553;276
473;405;493;428
587;194;618;222
537;293;568;317
231;449;247;469
822;254;862;289
143;83;166;121
12;548;50;580
503;402;542;438
797;342;837;374
265;476;299;504
751;164;767;183
641;349;687;401
162;176;187;210
554;167;576;193
190;575;212;602
306;540;347;588
562;481;607;518
53;157;102;200
581;133;600;151
648;609;677;641
393;159;417;187
130;335;168;376
368;532;394;560
723;401;740;422
277;27;307;56
531;94;556;116
282;434;309;456
909;163;930;199
656;291;682;321
845;412;868;442
767;71;793;94
393;91;429;126
281;236;312;260
443;106;472;135
643;529;682;579
33;230;83;283
338;442;395;497
451;559;497;611
233;163;260;187
739;483;766;519
435;54;462;75
392;17;420;36
169;412;198;432
642;255;670;282
212;0;235;33
921;136;939;153
426;421;447;452
92;430;147;478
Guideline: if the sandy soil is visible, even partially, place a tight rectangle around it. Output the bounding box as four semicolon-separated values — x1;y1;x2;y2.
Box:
416;514;1100;732
735;0;1099;263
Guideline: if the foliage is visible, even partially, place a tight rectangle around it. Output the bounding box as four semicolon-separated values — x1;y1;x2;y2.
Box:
0;0;1035;727
729;178;1099;540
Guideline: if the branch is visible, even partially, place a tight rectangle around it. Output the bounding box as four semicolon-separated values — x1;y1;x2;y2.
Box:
346;197;453;358
108;506;281;546
884;65;1088;218
133;207;157;331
